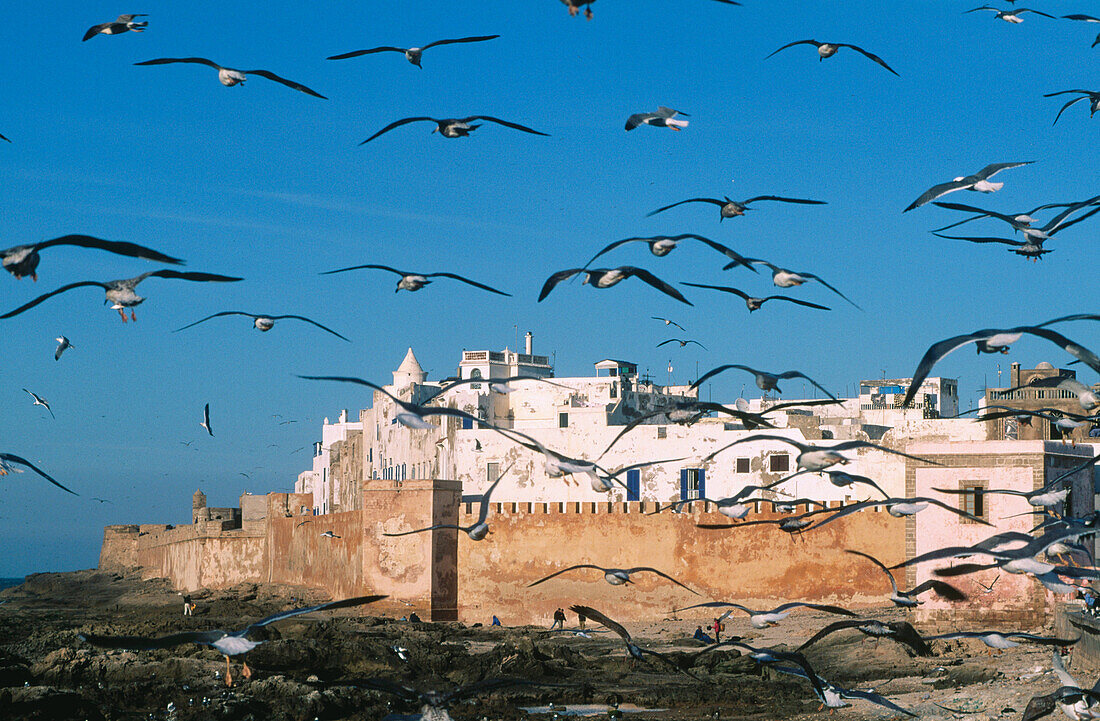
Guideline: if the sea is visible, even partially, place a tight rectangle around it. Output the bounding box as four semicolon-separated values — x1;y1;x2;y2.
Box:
0;577;23;591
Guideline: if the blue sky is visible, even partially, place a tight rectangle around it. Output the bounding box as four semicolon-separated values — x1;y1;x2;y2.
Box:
2;1;1098;576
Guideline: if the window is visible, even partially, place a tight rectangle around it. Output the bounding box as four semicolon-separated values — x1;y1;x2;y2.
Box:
626;469;640;501
959;482;987;523
657;426;667;439
470;368;482;390
487;462;500;485
735;457;750;474
769;454;790;473
610;382;617;398
461;416;474;430
559;412;569;428
680;468;705;501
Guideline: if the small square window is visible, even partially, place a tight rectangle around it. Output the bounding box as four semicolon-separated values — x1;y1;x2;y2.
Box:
735;457;750;474
769;454;790;473
960;483;987;523
657;426;667;439
559;412;569;428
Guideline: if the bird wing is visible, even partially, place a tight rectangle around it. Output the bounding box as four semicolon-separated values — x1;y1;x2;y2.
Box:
0;453;78;495
247;594;387;630
320;263;409;277
1020;9;1056;18
743;195;827;206
681;282;751;301
905;179;973;212
0;133;9;143
651;316;686;331
242;69;326;98
933;233;1024;247
325;677;421;702
837;44;899;75
267;315;350;341
764;39;821;59
673;600;751;614
624;567;700;595
1007;633;1079;645
0;281;108;319
974;161;1033;181
619;267;693;305
701;432;807;463
930;200;1023;225
690;364;756;390
81;630;226;650
146;269;242;283
527;565;605;587
767;295;831;310
624;113;653;131
422;35;501;50
326;47;405;60
173;311;255;332
796;619;866;651
463;116;549;136
360;118;438;144
569;605;631;643
772;602;859;617
830;441;941;466
135;57;223;68
685;235;759;271
646;198;725;217
1053;649;1081;687
82;23;110;41
476;463;512;523
906;579;967;600
901;328;1009;407
804;501;879;532
382;524;463;536
843;689;916;717
845;550;898;594
1022;692;1059;721
425;272;511;296
1027;326;1100;375
791;271;861;310
34;235;183;264
538;268;585;301
582;237;646;267
774;371;838;400
296;375;404;408
203;404;212;436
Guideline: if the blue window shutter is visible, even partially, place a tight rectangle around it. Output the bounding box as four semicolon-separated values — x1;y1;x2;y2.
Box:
698;469;705;499
462;417;473;430
680;469;688;501
627;469;640;501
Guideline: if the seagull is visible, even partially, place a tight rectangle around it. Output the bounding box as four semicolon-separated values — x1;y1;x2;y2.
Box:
296;375;489;430
22;389;54;419
134;58;326;98
0;133;8;143
582;234;757;271
79;594;386;686
54;336;73;361
965;6;1054;23
736;259;861;309
320;531;341;539
0;269;242;322
200;403;213;436
172;312;349;341
0;453;78;495
773;468;890;498
903;161;1033;212
327;35;499;67
845;550;967;607
932;202;1100;260
701;434;940;469
360;116;548;143
998;375;1100;412
569;605;697;677
968;406;1096;442
83;14;147;41
539;266;692;305
1045;89;1100;124
646;195;826;222
771;665;916;717
700;640;826;697
932;471;1076;509
528;565;698;595
931;196;1100;238
765;40;898;75
696;509;836;540
1;235;183;282
691;364;837;400
383;464;511;540
657;338;707;350
899;316;1100;408
682;282;830;313
625;107;689;131
1063;14;1100;48
598;399;783;457
808;496;990;532
645;486;794;519
652;316;686;331
320;263;510;296
675;600;857;628
977;575;1000;594
798;618;932;656
924;630;1076;650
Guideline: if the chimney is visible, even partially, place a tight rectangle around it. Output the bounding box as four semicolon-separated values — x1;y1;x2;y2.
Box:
525;331;533;355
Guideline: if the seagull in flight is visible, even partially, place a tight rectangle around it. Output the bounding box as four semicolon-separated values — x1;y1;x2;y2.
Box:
1063;14;1100;47
625;107;689;131
652;316;686;331
320;530;341;539
904;161;1033;212
657;338;707;350
173;312;349;341
677;600;856;628
647;194;826;222
529;565;699;595
925;630;1077;649
83;14;147;41
931;197;1100;237
0;269;242;322
931;197;1100;260
845;550;967;607
360;116;548;143
384;464;511;540
737;259;860;309
569;605;698;677
798;618;932;657
1045;89;1100;125
1;234;182;282
200;403;213;436
134;58;326;98
327;35;499;67
583;233;757;271
54;336;73;361
79;595;385;686
22;389;54;419
682;282;830;312
539;266;692;305
0;453;78;495
766;40;898;75
701;434;940;469
297;375;488;430
321;263;510;296
691;364;837;400
965;6;1054;23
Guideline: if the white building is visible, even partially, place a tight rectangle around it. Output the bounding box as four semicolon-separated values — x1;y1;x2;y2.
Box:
295;338;985;515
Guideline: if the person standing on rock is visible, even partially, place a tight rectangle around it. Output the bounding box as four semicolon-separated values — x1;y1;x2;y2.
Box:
711;617;723;643
183;594;193;616
551;608;565;630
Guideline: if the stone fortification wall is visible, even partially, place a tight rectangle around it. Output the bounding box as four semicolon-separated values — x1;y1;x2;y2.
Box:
457;500;906;626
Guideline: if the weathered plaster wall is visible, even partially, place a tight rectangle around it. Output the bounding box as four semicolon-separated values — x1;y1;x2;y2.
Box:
457;500;906;626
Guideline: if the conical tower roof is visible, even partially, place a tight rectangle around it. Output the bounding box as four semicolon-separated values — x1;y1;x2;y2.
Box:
393;347;426;387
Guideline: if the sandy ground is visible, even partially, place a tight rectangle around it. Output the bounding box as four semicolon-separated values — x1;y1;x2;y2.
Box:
0;570;1088;720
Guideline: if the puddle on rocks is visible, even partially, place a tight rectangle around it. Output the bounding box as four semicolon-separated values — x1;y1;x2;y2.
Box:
522;705;668;716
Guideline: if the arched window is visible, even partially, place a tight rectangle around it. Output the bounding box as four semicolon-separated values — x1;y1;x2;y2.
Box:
470;368;483;389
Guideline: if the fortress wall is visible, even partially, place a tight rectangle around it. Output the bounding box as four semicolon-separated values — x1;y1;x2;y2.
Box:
266;509;368;601
457;500;905;626
98;525;141;571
